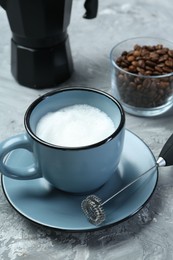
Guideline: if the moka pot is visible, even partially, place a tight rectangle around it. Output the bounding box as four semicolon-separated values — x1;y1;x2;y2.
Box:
0;0;98;88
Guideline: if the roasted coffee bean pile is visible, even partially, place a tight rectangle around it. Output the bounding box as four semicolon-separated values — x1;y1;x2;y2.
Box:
115;44;173;108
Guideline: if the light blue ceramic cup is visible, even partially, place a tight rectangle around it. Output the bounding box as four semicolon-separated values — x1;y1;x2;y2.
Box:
0;87;125;193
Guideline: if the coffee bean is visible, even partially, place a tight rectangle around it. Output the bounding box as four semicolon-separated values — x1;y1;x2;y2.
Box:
132;61;138;67
134;44;141;50
162;66;173;73
121;51;128;56
127;55;135;62
160;81;169;88
145;60;156;67
141;49;149;56
138;60;145;68
150;52;159;61
143;78;151;88
156;48;168;55
128;65;137;73
115;43;173;108
155;66;163;73
133;50;141;57
157;63;165;68
137;84;143;90
136;67;145;74
156;44;163;50
158;54;169;62
165;60;173;67
146;66;154;71
168;50;173;57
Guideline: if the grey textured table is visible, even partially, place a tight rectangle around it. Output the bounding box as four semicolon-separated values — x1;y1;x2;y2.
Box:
1;0;173;259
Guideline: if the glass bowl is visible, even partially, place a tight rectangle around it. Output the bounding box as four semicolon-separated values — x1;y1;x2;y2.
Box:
110;37;173;117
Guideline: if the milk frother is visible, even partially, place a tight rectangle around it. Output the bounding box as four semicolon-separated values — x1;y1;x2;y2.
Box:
81;133;173;225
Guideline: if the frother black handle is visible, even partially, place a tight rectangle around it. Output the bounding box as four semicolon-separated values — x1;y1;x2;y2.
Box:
159;133;173;166
83;0;98;19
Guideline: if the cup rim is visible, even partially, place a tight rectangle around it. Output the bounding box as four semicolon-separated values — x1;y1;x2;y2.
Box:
110;36;173;79
24;87;125;151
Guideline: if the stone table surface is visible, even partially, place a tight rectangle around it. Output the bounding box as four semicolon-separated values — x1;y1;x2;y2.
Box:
1;0;173;259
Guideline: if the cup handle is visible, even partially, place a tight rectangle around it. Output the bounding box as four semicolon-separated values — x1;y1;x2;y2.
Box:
0;133;41;180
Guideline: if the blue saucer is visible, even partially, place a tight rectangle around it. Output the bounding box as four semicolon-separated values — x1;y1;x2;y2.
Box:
1;130;158;231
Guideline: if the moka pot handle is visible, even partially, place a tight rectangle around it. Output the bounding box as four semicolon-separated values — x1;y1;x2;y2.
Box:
83;0;98;19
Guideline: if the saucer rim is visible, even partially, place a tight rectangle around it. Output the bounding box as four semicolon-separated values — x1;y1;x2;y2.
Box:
1;129;158;232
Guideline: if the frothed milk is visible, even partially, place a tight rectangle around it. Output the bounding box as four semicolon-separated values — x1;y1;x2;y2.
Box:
36;104;116;147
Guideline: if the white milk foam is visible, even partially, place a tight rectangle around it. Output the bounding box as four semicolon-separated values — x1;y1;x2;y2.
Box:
36;104;116;147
